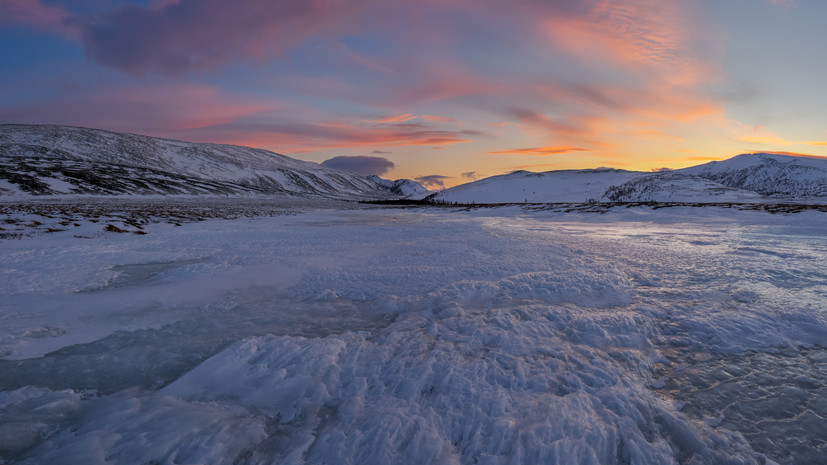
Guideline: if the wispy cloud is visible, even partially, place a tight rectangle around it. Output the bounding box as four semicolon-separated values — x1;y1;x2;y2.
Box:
320;155;395;176
767;0;795;9
0;81;484;151
372;114;419;124
196;119;484;152
732;122;827;147
0;0;72;35
0;84;273;135
745;151;827;160
488;146;590;156
538;0;710;87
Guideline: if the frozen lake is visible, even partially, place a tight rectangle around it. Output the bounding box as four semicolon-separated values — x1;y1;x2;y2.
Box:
1;201;826;464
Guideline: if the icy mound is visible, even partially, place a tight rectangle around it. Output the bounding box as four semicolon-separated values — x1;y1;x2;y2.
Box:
602;172;765;203
25;304;757;465
678;153;827;199
0;124;395;199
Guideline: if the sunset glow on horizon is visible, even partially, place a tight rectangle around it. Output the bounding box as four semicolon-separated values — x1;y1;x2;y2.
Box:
2;0;827;187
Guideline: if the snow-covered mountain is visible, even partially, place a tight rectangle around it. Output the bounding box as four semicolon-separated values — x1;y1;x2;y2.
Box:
677;153;827;199
602;171;765;203
430;153;827;204
5;125;826;204
428;168;641;204
0;124;400;199
367;175;430;199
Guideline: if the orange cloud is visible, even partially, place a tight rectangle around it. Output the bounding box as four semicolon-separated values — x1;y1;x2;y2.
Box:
506;108;604;142
489;146;590;156
504;163;560;172
685;156;723;161
198;120;481;153
421;115;463;125
745;151;827;160
731;122;827;147
625;130;686;142
541;1;710;87
535;82;719;124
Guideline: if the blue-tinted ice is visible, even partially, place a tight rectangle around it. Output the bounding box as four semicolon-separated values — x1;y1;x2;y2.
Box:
1;206;825;464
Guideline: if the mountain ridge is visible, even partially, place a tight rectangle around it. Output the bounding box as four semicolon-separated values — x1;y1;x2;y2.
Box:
0;124;400;199
430;153;827;204
4;124;827;204
676;153;827;199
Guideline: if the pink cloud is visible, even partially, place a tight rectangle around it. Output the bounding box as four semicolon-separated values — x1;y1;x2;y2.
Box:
0;0;72;35
203;119;483;152
0;84;274;136
538;0;713;87
767;0;795;9
0;80;484;152
387;69;503;106
76;0;372;75
373;114;419;124
368;113;463;126
505;107;608;143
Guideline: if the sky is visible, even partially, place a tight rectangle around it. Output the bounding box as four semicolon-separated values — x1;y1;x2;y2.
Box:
1;0;826;188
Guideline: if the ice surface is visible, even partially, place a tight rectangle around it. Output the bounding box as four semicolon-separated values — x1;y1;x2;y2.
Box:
1;203;826;464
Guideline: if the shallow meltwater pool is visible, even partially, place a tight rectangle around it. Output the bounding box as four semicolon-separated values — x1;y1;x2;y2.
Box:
1;206;826;464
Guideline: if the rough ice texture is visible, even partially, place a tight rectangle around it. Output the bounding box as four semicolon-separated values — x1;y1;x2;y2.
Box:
1;204;826;464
